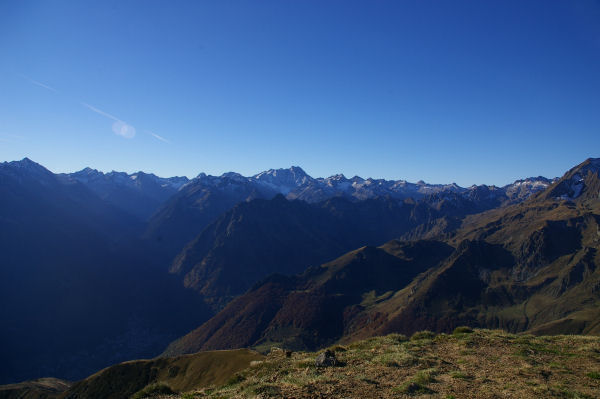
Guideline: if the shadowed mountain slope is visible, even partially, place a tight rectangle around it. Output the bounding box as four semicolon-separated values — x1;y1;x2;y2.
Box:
167;193;493;309
0;159;211;384
164;240;454;355
143;173;278;261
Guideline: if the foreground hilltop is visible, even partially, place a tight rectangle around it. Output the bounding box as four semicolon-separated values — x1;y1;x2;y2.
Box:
4;329;598;398
185;329;600;399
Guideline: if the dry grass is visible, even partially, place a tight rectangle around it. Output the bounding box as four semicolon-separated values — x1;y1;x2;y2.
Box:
59;349;263;399
0;378;72;399
163;329;600;399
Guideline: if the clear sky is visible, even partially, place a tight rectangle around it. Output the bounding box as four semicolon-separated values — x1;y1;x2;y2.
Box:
1;0;599;186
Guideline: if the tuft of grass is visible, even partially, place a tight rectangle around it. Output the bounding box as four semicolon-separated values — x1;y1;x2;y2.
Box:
513;339;575;360
252;383;281;396
372;346;418;368
294;358;315;368
348;337;382;351
413;369;437;385
411;330;436;341
550;384;594;399
130;382;175;399
328;345;348;352
549;361;567;369
587;371;600;379
394;381;433;395
223;373;246;387
393;368;437;395
450;371;473;380
453;326;474;335
386;332;409;343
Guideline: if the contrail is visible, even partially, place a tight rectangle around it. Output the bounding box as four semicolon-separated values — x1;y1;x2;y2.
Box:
146;131;171;143
19;74;58;93
81;102;120;121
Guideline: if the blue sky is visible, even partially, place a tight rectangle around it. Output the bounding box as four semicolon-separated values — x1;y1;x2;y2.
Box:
1;0;599;186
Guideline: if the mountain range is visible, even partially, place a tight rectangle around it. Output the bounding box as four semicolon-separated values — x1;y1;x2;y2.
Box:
144;165;555;258
1;156;595;388
61;167;188;220
163;158;600;357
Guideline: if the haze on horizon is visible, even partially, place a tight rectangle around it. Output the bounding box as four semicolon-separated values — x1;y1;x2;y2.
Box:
1;0;600;186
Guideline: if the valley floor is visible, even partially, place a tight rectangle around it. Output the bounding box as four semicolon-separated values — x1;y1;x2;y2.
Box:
166;329;600;399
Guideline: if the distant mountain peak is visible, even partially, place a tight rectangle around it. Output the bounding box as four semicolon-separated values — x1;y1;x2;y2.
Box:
328;173;347;181
254;165;309;178
253;166;313;194
13;157;43;168
541;157;600;201
289;165;307;174
221;171;241;177
72;167;102;179
3;157;53;178
221;171;244;178
578;158;600;175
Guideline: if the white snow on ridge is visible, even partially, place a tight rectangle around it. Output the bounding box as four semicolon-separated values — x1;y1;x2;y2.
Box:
53;163;570;206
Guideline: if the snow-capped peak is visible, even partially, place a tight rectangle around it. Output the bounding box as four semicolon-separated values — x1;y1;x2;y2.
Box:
550;158;600;201
253;166;313;194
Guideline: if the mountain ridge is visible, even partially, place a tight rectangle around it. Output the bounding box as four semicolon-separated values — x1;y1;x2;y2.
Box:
163;157;600;356
142;162;557;262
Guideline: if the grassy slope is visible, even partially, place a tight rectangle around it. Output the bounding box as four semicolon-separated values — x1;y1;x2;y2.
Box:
164;240;455;356
0;378;71;399
343;199;600;341
60;349;263;399
165;329;600;399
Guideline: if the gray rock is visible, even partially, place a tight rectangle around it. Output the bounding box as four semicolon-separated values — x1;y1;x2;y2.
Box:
314;350;338;367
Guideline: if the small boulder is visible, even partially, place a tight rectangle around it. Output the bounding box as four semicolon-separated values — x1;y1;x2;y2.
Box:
314;350;338;367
